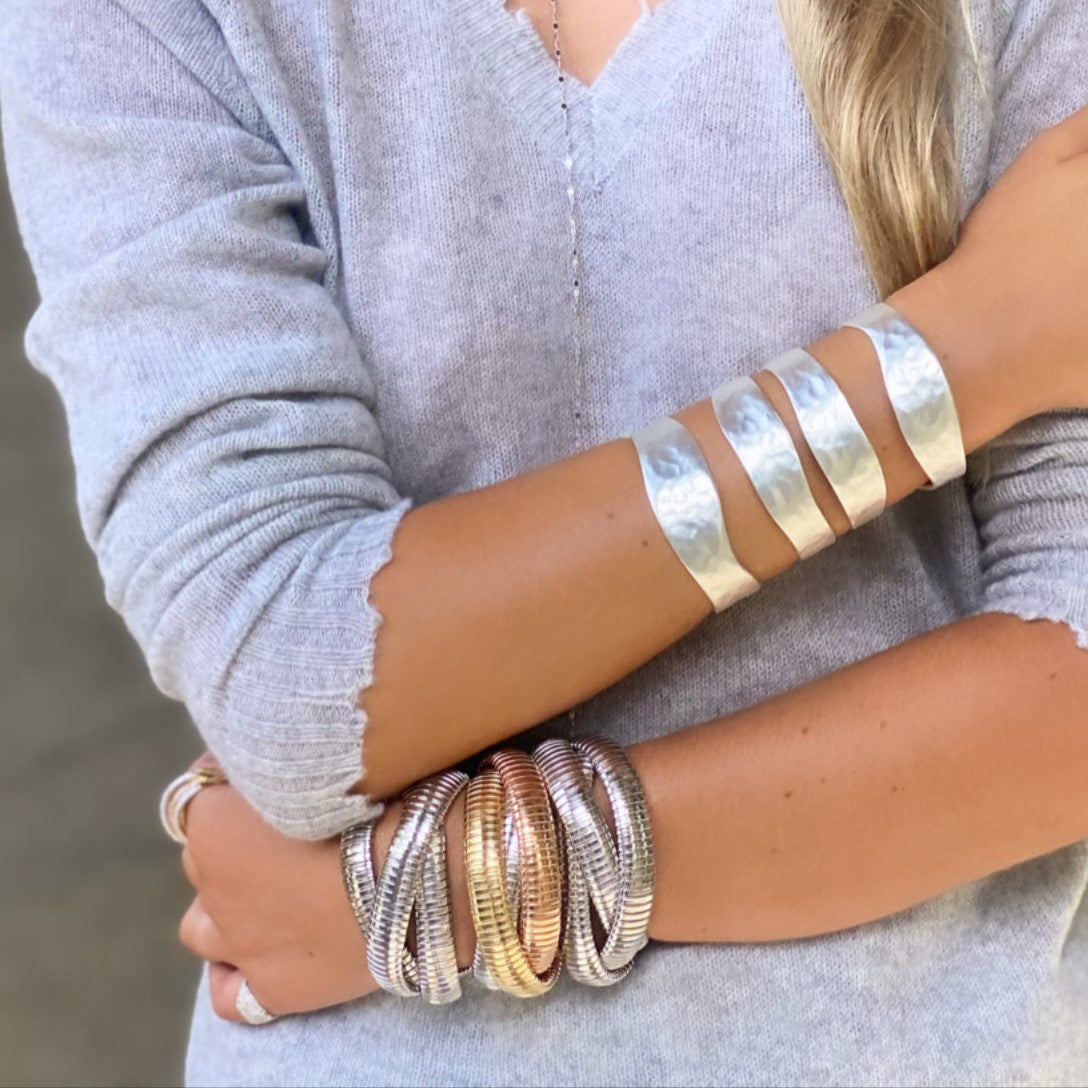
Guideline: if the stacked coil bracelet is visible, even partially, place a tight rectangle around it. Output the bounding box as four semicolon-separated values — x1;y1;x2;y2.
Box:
469;749;564;992
341;769;469;1005
337;733;656;1005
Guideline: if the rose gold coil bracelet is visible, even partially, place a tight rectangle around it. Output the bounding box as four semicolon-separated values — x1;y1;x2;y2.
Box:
484;749;564;975
464;769;564;997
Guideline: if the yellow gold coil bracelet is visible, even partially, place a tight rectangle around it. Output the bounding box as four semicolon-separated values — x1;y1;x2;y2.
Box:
464;765;563;997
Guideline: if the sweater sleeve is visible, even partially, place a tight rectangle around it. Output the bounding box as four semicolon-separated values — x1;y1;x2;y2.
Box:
967;0;1088;649
0;0;409;838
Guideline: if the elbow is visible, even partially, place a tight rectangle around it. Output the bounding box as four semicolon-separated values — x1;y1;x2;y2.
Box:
107;500;410;839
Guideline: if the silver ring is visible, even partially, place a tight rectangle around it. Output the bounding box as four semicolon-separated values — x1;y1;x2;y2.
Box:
159;766;227;845
236;979;277;1025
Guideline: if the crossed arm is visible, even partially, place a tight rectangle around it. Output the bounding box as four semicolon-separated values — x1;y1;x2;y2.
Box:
181;259;1088;1018
357;276;1023;798
182;600;1088;1020
5;1;1088;1021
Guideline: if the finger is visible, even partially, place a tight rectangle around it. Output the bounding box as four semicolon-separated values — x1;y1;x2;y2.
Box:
209;961;279;1025
178;899;233;964
182;774;234;851
181;844;200;889
208;962;248;1024
189;751;223;774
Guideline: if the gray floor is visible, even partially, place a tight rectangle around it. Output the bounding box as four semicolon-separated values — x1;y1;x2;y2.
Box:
0;159;201;1082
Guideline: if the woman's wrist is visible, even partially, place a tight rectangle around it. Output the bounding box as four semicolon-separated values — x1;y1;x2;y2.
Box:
887;259;1039;445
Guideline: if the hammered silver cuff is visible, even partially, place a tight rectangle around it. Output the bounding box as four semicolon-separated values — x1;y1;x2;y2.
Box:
765;348;887;528
843;302;965;489
631;416;759;612
711;376;836;559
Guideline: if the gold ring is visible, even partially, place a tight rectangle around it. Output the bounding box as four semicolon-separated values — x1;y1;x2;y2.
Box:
159;765;228;844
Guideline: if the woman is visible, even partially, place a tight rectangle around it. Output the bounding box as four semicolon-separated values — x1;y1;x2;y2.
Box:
3;0;1088;1084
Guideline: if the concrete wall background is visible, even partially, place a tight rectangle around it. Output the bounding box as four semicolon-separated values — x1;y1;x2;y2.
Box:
1;151;201;1085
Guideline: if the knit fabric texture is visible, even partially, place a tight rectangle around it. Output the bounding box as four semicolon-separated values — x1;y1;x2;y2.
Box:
2;0;1087;1084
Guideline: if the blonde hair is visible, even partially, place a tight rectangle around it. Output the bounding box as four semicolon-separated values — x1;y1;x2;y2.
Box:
777;0;976;297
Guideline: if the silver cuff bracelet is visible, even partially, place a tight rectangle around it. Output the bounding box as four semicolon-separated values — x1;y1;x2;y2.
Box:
765;348;887;528
843;302;965;489
711;376;836;559
631;416;759;612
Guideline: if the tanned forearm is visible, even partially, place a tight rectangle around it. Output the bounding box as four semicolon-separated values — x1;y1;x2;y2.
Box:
634;613;1088;941
175;568;1088;1019
361;268;1023;797
423;613;1088;964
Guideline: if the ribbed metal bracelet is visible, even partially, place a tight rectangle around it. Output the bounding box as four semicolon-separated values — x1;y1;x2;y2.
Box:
843;302;965;489
711;376;836;559
631;416;759;612
341;821;409;983
366;770;468;999
483;750;563;976
472;806;520;990
572;735;654;972
464;770;562;997
532;739;618;925
536;743;631;987
414;773;470;1005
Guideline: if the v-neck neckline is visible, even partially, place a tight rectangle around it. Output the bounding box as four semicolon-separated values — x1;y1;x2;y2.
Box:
446;0;731;188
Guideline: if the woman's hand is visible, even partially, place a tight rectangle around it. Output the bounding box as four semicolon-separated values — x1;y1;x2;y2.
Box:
178;775;379;1022
891;103;1088;426
177;763;476;1022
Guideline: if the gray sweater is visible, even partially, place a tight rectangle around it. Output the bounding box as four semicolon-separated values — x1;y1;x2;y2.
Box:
3;0;1087;1085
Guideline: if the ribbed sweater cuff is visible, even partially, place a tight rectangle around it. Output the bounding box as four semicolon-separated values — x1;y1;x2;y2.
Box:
976;579;1088;652
201;499;411;839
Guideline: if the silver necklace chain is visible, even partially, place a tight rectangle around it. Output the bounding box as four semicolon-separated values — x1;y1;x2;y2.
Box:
547;0;586;448
548;0;582;718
